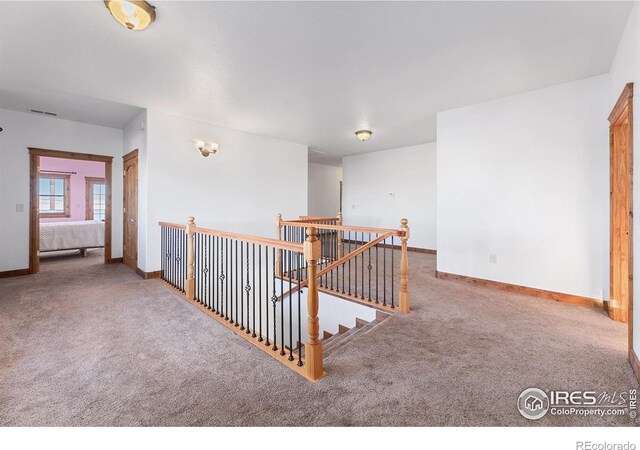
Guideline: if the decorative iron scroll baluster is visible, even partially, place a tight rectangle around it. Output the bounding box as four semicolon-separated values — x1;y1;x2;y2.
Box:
223;237;228;320
245;242;251;335
271;247;277;351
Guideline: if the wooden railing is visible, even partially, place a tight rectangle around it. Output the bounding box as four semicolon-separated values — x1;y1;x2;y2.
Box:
276;213;410;313
159;218;324;381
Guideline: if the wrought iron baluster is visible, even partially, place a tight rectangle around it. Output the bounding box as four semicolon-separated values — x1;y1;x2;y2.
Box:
271;247;277;351
296;252;303;366
367;232;372;301
375;236;379;304
221;237;227;319
258;245;262;341
383;237;387;306
245;242;251;334
235;239;239;327
391;236;395;308
240;241;245;330
280;249;285;356
288;250;294;361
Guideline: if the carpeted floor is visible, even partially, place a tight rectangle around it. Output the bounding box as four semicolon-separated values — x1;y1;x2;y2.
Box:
0;250;638;426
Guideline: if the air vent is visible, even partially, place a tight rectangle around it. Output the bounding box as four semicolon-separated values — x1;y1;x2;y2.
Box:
30;109;58;117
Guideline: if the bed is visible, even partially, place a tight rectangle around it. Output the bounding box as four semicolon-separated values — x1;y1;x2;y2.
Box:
40;220;105;256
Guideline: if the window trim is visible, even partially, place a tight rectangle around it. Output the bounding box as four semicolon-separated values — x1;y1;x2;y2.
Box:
38;174;71;218
85;177;106;221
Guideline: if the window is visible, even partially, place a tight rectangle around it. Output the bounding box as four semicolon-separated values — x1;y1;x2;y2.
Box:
39;175;70;217
85;177;106;221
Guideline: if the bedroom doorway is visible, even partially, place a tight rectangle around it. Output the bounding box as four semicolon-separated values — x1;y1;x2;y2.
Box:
123;149;138;272
28;148;114;274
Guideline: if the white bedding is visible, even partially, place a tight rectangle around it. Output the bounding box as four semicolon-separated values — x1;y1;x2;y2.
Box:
40;221;105;252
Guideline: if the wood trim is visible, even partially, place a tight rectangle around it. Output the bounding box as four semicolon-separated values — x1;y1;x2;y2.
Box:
123;148;139;162
28;148;113;274
109;257;123;264
28;148;113;163
104;161;112;266
0;268;30;278
609;83;634;123
29;154;39;274
135;268;162;280
631;349;640;384
435;271;603;309
608;83;634;361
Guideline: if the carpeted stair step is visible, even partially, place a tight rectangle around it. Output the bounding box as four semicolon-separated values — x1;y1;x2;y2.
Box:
324;319;382;357
322;326;360;355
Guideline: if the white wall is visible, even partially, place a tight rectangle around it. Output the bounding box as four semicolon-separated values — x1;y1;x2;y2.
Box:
0;108;124;271
343;143;437;250
609;2;640;352
437;75;609;300
308;163;342;217
142;110;308;272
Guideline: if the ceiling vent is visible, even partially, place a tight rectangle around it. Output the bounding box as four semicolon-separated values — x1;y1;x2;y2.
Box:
30;109;58;117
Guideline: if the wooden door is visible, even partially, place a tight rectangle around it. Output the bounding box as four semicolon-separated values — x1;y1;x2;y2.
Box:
609;84;633;334
123;150;138;272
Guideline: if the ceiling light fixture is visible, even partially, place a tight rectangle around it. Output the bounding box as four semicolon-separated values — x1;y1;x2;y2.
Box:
197;141;220;158
104;1;156;31
355;130;372;141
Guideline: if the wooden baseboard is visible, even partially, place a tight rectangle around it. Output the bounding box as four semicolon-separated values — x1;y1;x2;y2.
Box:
631;349;640;384
341;239;435;254
0;268;30;279
435;270;602;309
135;268;162;280
409;246;436;255
109;257;123;264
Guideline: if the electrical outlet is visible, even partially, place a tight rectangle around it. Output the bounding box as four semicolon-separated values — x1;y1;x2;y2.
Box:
16;203;24;213
489;253;497;264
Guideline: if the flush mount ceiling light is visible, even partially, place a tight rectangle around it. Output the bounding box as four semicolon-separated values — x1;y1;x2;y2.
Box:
355;130;372;141
197;141;220;158
104;1;156;31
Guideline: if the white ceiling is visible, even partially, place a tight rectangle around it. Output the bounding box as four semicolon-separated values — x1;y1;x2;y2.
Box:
0;1;633;162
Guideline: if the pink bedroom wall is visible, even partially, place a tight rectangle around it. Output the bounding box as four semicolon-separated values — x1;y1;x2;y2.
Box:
39;157;106;223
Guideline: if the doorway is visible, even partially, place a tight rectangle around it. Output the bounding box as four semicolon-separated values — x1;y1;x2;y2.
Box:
609;83;634;357
28;148;113;274
123;149;138;272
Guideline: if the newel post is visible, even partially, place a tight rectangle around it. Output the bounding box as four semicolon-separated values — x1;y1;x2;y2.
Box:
275;213;283;277
186;216;196;301
304;226;324;380
399;218;410;313
337;211;343;259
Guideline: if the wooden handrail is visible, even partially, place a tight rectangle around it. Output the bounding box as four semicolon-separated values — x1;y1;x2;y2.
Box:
158;221;186;230
159;221;303;253
192;226;303;253
281;221;406;237
277;231;394;302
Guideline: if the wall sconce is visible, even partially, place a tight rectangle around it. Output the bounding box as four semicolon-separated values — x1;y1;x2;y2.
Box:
197;141;220;157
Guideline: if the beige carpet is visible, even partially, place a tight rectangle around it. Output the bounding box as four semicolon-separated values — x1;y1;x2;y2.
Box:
0;250;637;426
